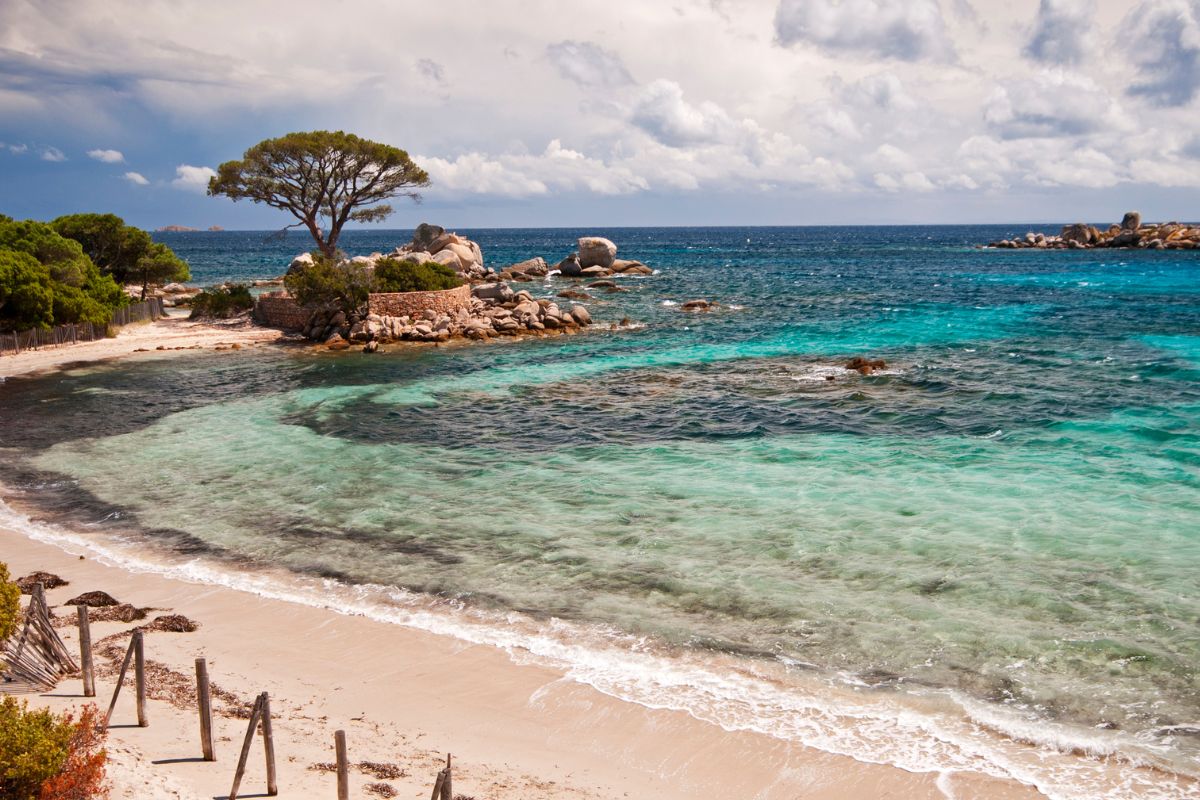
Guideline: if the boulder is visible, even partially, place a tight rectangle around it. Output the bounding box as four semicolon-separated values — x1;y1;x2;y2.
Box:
325;333;350;350
445;241;476;266
363;341;379;353
411;223;446;251
509;257;548;276
1060;223;1092;245
473;282;513;302
681;299;713;311
288;252;315;273
569;305;592;326
577;236;617;268
580;265;611;277
430;249;463;270
557;254;583;277
557;289;591;300
1120;211;1141;231
846;356;887;375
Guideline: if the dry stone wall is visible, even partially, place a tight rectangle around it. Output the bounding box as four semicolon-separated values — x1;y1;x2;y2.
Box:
367;284;472;318
254;293;309;330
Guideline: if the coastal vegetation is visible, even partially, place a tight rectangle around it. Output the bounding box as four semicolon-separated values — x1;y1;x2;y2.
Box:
0;698;108;800
49;214;190;298
0;213;188;332
189;284;254;319
373;257;462;293
207;130;430;258
0;562;18;645
283;253;374;315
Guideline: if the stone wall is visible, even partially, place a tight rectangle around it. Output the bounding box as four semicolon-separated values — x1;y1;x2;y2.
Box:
367;284;472;318
254;293;310;331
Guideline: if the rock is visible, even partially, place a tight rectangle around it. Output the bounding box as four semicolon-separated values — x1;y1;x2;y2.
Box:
845;356;887;375
624;265;654;275
1111;230;1140;247
508;257;548;276
569;305;592;326
557;254;583;277
325;333;350;350
411;223;446;251
349;321;370;342
587;280;617;288
580;265;611;277
681;299;713;311
445;241;476;266
363;341;379;353
1060;223;1092;245
577;236;617;269
610;259;642;272
430;249;462;270
473;283;514;302
557;289;591;300
66;591;119;607
1120;211;1141;231
288;252;315;272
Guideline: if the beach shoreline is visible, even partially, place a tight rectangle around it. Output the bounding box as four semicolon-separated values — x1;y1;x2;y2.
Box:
0;517;1044;800
0;310;287;380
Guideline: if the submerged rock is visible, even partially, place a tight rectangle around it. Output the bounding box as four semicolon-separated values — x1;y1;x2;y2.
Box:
846;357;887;375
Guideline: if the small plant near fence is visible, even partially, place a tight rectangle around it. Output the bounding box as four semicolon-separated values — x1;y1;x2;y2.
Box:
189;284;254;319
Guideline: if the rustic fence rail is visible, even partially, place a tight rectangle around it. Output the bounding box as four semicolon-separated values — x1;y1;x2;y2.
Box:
0;297;166;356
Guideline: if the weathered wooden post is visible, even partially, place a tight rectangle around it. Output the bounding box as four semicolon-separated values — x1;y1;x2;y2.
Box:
429;770;446;800
441;753;452;800
334;730;350;800
261;692;278;796
133;629;147;727
103;635;137;727
77;605;95;697
195;658;215;761
229;694;264;800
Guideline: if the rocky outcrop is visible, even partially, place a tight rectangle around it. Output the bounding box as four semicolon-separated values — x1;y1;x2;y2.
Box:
578;237;617;269
681;299;716;311
301;284;594;347
988;212;1200;250
846;357;887;375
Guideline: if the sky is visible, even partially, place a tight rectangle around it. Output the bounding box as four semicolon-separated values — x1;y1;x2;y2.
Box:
1;0;1199;230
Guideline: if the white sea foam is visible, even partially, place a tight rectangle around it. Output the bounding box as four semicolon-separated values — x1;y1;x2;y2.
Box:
2;500;1197;800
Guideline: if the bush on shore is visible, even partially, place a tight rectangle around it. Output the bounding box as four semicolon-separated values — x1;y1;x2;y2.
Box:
373;258;462;293
189;284;254;319
0;699;108;800
0;561;19;645
283;252;372;316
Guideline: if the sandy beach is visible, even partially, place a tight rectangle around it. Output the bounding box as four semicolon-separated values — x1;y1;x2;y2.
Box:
0;311;285;379
0;524;1046;800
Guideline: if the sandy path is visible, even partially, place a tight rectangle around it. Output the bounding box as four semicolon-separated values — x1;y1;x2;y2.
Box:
0;526;1045;800
0;311;286;379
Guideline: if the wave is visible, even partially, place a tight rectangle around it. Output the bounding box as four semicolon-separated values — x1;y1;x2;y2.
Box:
2;498;1196;800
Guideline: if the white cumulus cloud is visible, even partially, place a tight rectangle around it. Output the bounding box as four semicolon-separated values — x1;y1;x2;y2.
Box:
1024;0;1096;65
983;70;1127;139
87;148;125;163
171;164;216;192
1124;0;1200;107
123;171;149;185
40;146;66;162
774;0;954;61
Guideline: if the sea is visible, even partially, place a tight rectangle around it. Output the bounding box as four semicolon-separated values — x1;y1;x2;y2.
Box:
1;226;1197;798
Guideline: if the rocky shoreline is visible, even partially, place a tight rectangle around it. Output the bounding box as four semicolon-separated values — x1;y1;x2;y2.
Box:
987;211;1200;250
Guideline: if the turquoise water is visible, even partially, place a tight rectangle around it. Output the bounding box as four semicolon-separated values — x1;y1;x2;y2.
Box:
1;226;1198;797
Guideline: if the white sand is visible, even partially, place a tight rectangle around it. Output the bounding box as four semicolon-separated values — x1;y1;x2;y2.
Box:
0;311;285;379
0;528;1045;800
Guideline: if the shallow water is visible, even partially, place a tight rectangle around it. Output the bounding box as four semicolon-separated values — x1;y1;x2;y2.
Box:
2;226;1198;798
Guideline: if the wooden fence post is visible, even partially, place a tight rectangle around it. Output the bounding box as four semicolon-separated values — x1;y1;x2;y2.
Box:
261;692;278;796
335;729;349;800
195;658;215;761
229;694;264;800
441;753;452;800
103;635;136;727
77;606;95;697
133;630;147;727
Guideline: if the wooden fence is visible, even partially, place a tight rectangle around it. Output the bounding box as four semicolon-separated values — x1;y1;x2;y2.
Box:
0;297;166;356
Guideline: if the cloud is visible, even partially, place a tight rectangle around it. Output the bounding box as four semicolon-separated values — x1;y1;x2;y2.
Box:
123;171;149;185
171;164;216;192
420;139;648;197
1024;0;1096;65
774;0;954;61
983;70;1127;139
1124;0;1200;107
629;79;736;146
7;143;28;154
416;59;445;85
40;146;66;162
87;148;125;163
546;41;633;88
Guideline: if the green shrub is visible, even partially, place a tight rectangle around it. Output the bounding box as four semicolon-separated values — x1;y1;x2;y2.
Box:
0;699;108;800
51;213;189;297
283;252;372;315
189;284;254;319
0;562;19;645
373;258;462;293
